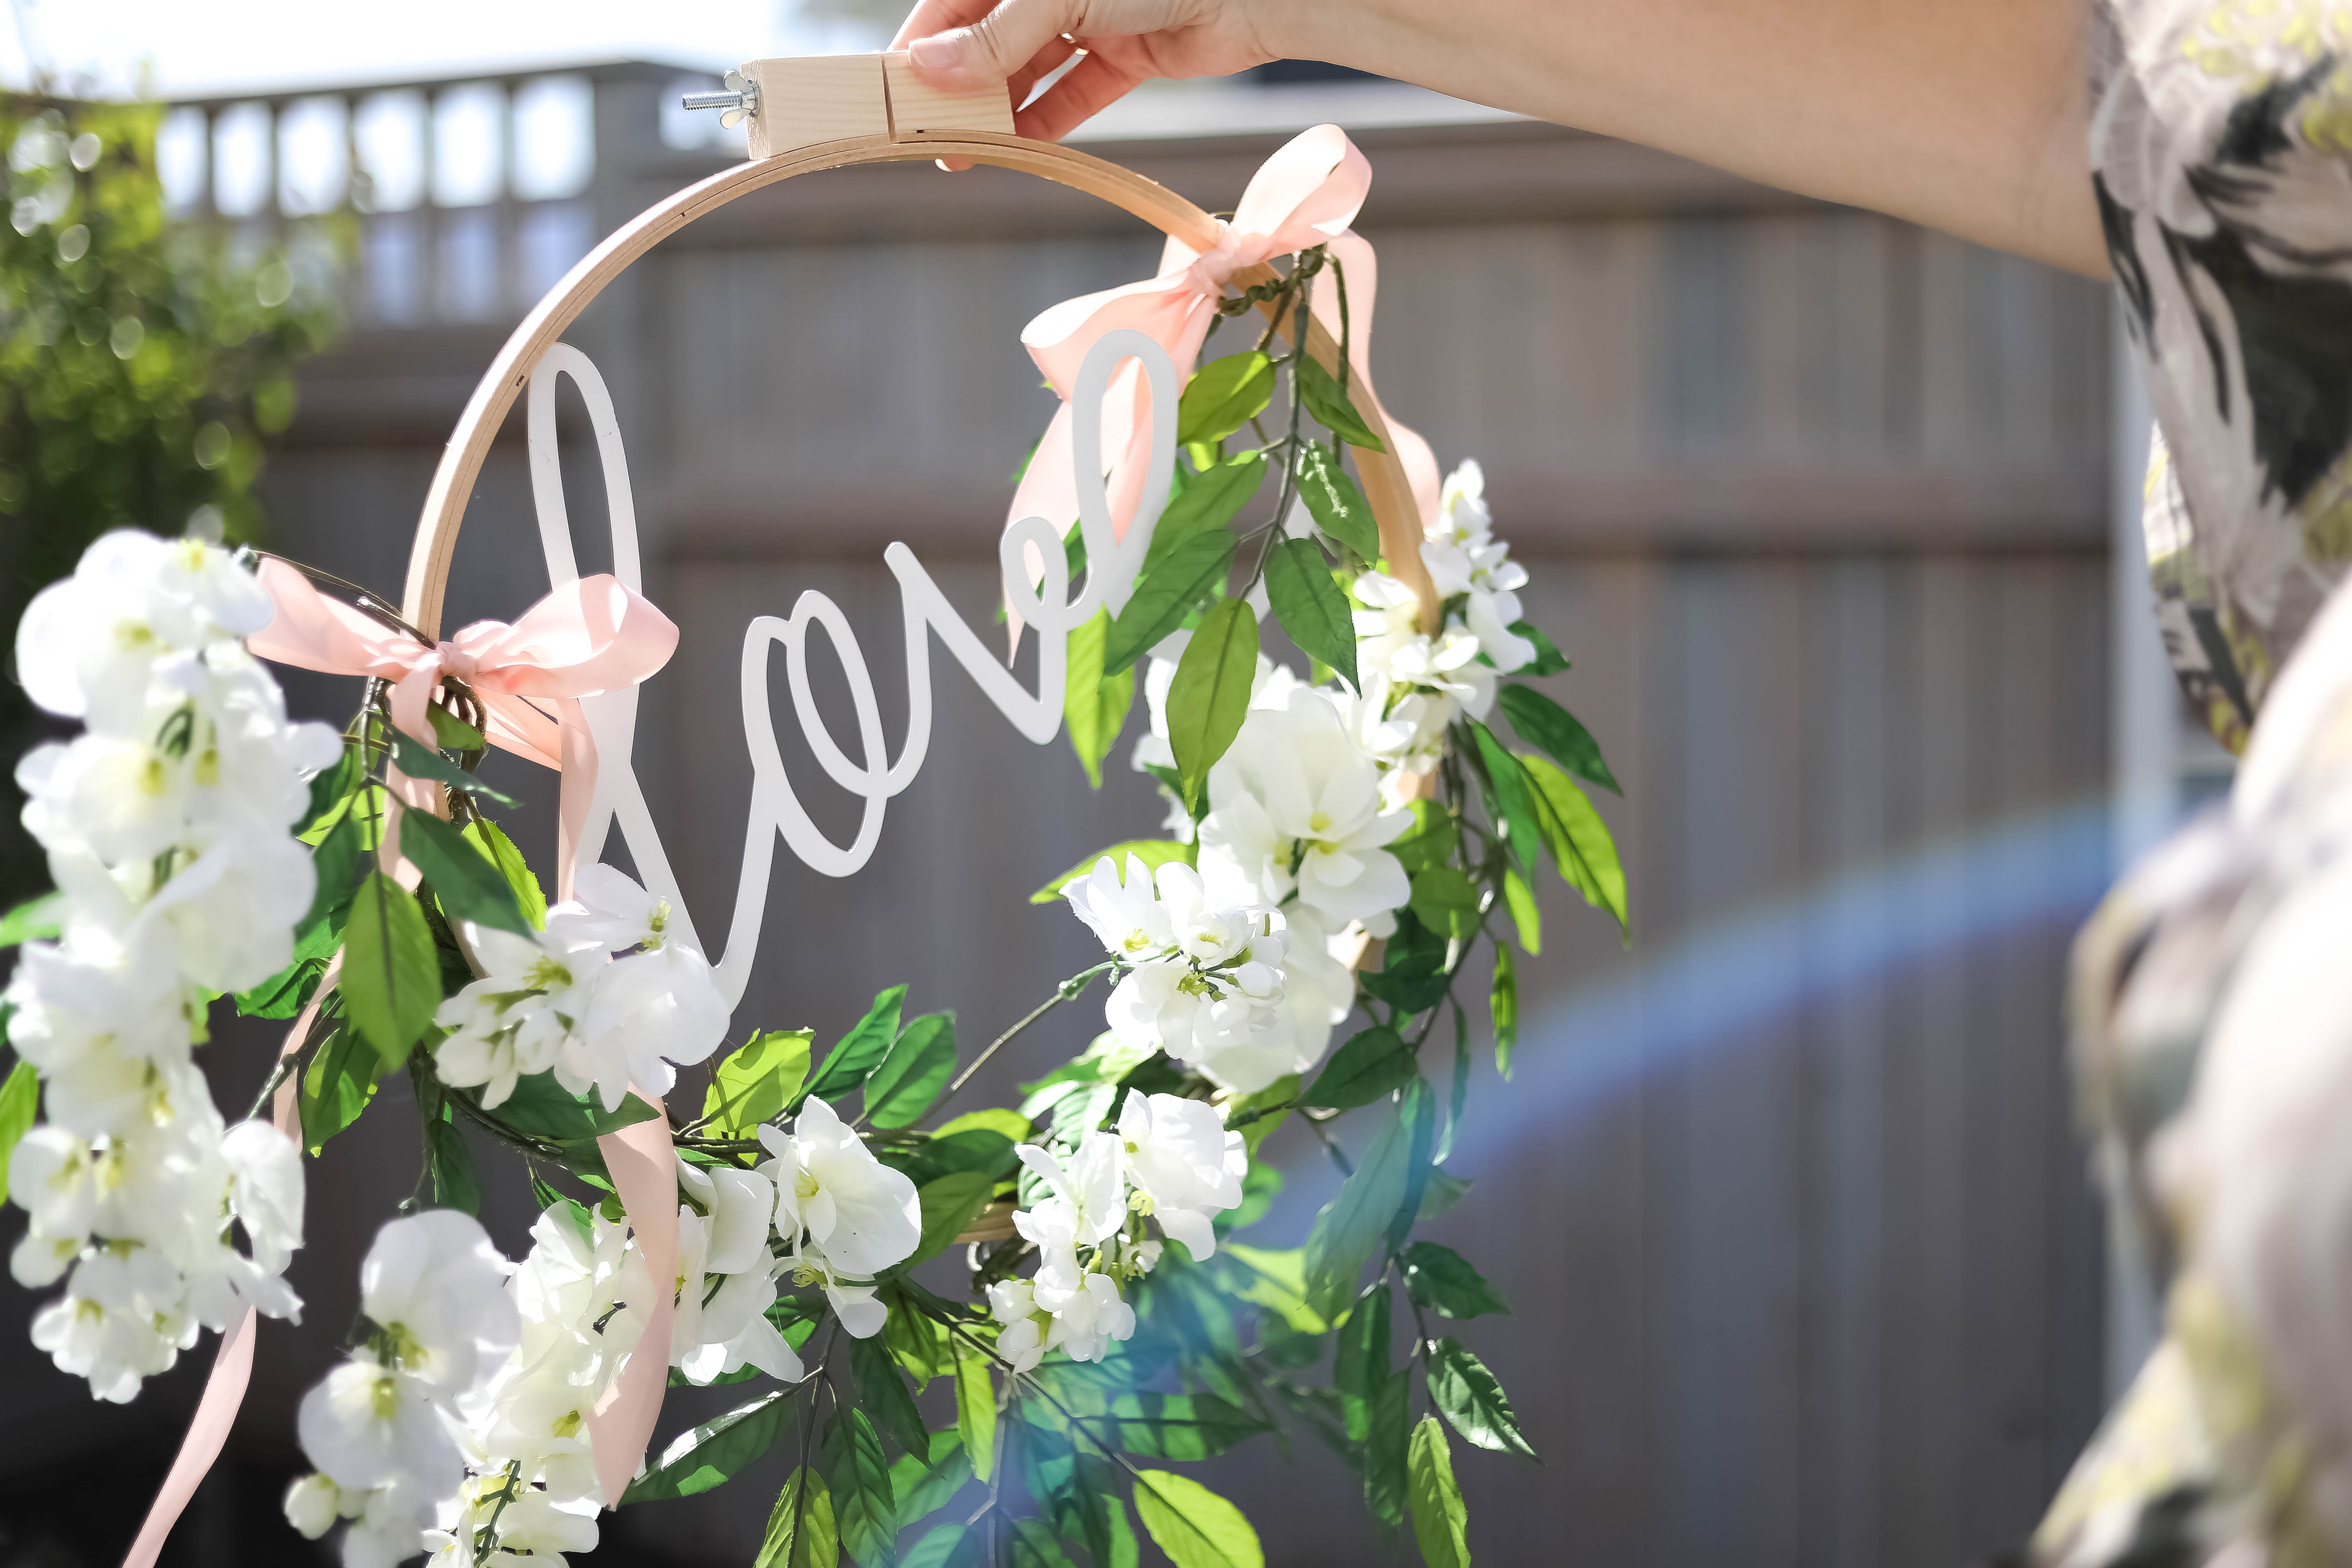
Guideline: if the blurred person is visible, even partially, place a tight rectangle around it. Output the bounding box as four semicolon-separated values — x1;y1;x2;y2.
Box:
895;2;2352;1562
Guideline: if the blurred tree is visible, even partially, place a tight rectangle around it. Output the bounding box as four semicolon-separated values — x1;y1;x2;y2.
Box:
0;94;342;909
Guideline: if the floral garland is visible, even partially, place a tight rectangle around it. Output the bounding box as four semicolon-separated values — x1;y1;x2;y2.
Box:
2;254;1626;1568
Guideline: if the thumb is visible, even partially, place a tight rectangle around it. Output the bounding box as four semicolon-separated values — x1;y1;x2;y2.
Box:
907;0;1088;90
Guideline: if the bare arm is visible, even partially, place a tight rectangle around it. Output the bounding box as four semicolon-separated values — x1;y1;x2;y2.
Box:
894;0;2108;279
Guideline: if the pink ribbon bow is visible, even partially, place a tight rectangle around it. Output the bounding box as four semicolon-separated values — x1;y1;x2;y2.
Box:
247;559;679;877
1008;123;1441;560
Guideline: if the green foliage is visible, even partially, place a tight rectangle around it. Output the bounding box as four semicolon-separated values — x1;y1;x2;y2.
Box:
1104;530;1235;678
1388;800;1457;875
0;1059;37;1173
1294;355;1385;452
1029;840;1191;905
233;908;341;1018
1489;946;1518;1079
401;809;531;935
384;732;520;808
1427;1339;1536;1459
706;1028;815;1137
1131;1471;1264;1568
1407;1418;1472;1568
912;1171;995;1266
954;1336;998;1483
302;810;365;926
822;1409;898;1568
1147;452;1264;574
1303;1082;1428;1321
850;1334;929;1458
1511;620;1570;676
1517;753;1629;932
864;1013;957;1130
1408;866;1481;941
1167;598;1258;811
1402;1243;1511;1320
426;1114;480;1216
0;98;339;909
338;872;439;1072
1293;442;1380;562
298;1009;376;1154
1175;352;1275;445
1498;869;1539;957
799;986;909;1111
1496;685;1619;796
425;706;485;752
627;1390;794;1502
1465;723;1538;872
463;819;545;929
0;891;62;946
757;1467;839;1568
1063;608;1136;789
1263;537;1358;691
1304;1026;1414;1111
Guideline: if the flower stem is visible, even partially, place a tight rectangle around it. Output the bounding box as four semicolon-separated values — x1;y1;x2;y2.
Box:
904;963;1114;1132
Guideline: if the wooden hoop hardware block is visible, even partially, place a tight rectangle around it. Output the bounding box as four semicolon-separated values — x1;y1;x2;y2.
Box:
739;51;1014;160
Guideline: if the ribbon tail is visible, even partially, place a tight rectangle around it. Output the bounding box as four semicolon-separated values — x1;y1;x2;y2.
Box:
120;981;328;1568
555;698;598;905
586;1102;677;1506
1005;401;1082;657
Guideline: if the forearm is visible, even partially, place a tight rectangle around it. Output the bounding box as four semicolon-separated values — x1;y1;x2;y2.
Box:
1267;0;2107;278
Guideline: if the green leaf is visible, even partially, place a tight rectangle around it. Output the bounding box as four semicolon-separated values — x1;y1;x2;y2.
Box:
0;1061;38;1174
426;706;487;751
1365;1341;1412;1527
954;1336;997;1483
1263;537;1358;692
1146;452;1265;577
299;1014;378;1154
1334;1278;1390;1442
301;742;363;835
1302;1083;1421;1321
1095;1392;1269;1460
1104;531;1235;678
337;872;441;1073
1499;870;1539;957
1176;352;1275;445
301;810;365;929
912;1171;995;1266
1403;1242;1512;1320
822;1409;898;1568
1063;608;1136;791
1029;840;1192;905
1466;723;1538;872
1511;620;1570;676
1408;866;1481;941
1006;1518;1077;1568
890;1430;974;1534
1407;1417;1472;1568
234;908;342;1018
706;1028;815;1137
426;1114;479;1214
1428;1337;1538;1459
1360;909;1450;1016
1293;443;1380;562
901;1525;979;1568
1490;946;1518;1081
0;892;63;947
1388;800;1457;875
1302;1026;1413;1112
385;730;520;807
400;810;531;936
849;1333;929;1458
1518;753;1629;933
757;1466;840;1568
1296;354;1385;451
1497;685;1618;796
626;1390;793;1502
799;986;908;1111
1132;1471;1264;1568
494;1073;661;1143
1222;1244;1326;1333
1388;1076;1438;1256
1419;1168;1474;1221
1167;598;1258;812
864;1013;957;1130
461;819;545;930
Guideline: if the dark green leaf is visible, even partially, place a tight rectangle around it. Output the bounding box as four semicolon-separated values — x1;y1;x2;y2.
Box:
1388;799;1457;875
1098;1392;1269;1459
234;908;341;1018
1334;1280;1390;1442
1303;1026;1413;1112
426;706;487;751
1407;1417;1472;1568
1104;531;1235;678
1167;598;1258;812
1146;452;1265;579
1466;723;1538;871
0;891;63;947
756;1466;839;1568
1403;1242;1512;1320
1364;1343;1412;1527
1490;944;1518;1080
1296;354;1385;451
1263;537;1357;692
1302;1088;1419;1321
912;1171;994;1266
401;809;531;936
1005;1518;1077;1568
1518;753;1629;932
1428;1337;1538;1458
1029;840;1191;905
848;1334;929;1458
626;1390;793;1502
495;1073;662;1143
798;986;908;1111
386;730;520;807
706;1028;814;1137
337;872;440;1072
954;1334;997;1483
0;1061;38;1174
1176;352;1275;445
1437;1002;1470;1166
427;1115;479;1215
901;1525;979;1568
864;1013;956;1130
299;1013;378;1154
1387;1077;1437;1257
301;810;365;929
1064;608;1136;790
1419;1168;1473;1220
462;819;546;930
1131;1471;1264;1568
890;1431;973;1534
1293;443;1380;562
1408;866;1481;941
822;1409;898;1568
1497;684;1619;796
301;743;362;835
1511;620;1570;676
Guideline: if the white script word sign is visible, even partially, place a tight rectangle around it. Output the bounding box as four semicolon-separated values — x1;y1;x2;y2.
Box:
524;331;1178;1010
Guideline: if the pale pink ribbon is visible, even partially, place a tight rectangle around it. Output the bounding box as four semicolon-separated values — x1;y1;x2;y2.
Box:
1007;124;1441;577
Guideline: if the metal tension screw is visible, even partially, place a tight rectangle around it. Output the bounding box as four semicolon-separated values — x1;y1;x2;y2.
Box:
681;69;758;128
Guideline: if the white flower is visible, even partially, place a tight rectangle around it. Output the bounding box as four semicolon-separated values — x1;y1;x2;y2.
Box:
789;1242;889;1338
987;1277;1050;1373
1196;688;1412;931
29;1247;191;1401
534;865;729;1112
1062;854;1176;962
671;1158;803;1385
1045;1273;1135;1364
282;1472;347;1539
1420;460;1536;674
222;1120;305;1274
298;1352;462;1495
434;926;604;1109
757;1096;921;1278
1016;1132;1128;1250
358;1210;519;1397
1076;860;1296;1084
1115;1093;1246;1262
1353;572;1496;724
141;822;318;993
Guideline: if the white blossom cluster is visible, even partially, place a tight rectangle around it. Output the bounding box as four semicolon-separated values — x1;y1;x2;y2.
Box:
286;1094;921;1565
6;531;335;1401
988;1092;1246;1372
432;863;730;1113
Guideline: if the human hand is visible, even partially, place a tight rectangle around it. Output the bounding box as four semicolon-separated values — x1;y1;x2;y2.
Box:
891;0;1292;145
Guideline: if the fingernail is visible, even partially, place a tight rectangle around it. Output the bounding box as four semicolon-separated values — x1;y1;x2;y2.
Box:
909;34;965;72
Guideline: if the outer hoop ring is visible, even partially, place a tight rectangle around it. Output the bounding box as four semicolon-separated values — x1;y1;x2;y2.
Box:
398;130;1440;639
